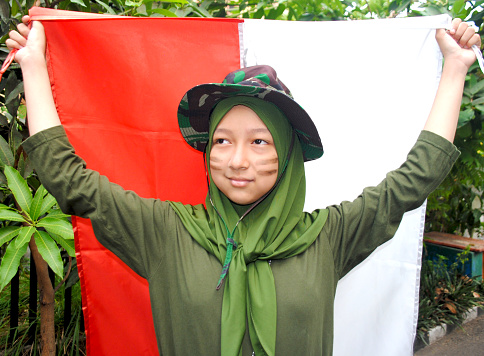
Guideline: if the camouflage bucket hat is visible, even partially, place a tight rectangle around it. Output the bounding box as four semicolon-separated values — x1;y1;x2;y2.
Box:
177;65;323;162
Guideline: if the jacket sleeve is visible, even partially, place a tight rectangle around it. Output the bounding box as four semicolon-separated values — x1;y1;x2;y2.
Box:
323;130;460;278
22;125;171;278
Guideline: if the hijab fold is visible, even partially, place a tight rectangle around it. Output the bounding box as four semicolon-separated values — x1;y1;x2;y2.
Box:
170;97;328;356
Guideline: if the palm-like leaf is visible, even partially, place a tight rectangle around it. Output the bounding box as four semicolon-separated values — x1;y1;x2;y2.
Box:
0;135;14;168
50;232;76;257
14;225;36;249
37;216;74;240
0;240;28;291
0;209;27;222
39;193;57;217
30;185;47;221
0;226;21;248
46;209;71;219
34;230;63;277
4;166;32;216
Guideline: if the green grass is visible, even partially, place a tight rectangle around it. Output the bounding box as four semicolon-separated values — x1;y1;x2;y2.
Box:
0;257;86;355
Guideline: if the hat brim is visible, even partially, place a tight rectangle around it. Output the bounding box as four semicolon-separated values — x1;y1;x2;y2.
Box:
177;83;323;162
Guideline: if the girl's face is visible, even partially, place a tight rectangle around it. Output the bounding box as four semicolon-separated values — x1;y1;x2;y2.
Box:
210;105;279;205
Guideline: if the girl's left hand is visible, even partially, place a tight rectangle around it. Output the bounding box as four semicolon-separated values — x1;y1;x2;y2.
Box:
436;18;481;70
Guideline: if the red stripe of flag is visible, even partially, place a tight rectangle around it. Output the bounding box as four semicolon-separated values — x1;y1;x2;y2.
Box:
33;8;242;355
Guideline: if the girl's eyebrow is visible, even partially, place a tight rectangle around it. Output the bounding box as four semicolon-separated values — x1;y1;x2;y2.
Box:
213;127;231;134
214;127;271;134
249;128;271;135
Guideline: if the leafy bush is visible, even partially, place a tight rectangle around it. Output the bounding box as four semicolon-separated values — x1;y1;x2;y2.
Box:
417;246;484;343
426;60;484;236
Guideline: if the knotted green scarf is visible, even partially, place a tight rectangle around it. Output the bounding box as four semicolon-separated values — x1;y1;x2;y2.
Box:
170;97;328;356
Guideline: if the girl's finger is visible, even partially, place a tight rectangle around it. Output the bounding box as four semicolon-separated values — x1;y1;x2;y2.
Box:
8;30;27;48
449;18;462;34
5;38;21;51
22;15;30;25
17;22;30;38
459;28;476;48
453;21;468;42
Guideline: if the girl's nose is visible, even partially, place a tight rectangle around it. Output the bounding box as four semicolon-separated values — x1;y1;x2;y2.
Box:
229;145;249;170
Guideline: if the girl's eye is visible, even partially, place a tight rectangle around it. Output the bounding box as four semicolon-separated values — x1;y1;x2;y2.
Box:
253;139;268;145
214;138;229;144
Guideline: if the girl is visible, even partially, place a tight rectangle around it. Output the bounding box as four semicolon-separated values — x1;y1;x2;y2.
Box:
7;15;481;355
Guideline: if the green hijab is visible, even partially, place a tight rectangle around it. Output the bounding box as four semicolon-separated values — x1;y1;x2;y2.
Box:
170;97;328;356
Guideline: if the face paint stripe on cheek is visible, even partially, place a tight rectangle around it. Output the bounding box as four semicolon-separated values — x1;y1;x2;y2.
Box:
256;169;278;176
209;160;223;170
255;157;278;165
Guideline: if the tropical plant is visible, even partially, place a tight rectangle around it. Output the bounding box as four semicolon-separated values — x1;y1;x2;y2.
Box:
0;111;75;355
417;246;484;343
409;0;484;237
0;167;74;292
1;4;75;355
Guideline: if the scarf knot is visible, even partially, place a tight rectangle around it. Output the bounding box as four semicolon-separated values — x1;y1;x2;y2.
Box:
237;244;259;265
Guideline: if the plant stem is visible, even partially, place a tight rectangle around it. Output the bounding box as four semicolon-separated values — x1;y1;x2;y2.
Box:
29;236;56;356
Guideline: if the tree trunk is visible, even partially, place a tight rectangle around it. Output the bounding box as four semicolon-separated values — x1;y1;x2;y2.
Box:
29;237;56;356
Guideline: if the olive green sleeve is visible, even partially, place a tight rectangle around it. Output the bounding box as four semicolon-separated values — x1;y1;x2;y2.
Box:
323;130;460;278
22;125;170;278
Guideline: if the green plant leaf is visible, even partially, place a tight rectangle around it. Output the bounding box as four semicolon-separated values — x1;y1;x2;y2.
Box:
468;79;484;96
4;166;32;216
50;232;76;257
458;108;475;128
10;123;23;158
39;193;57;217
5;81;24;105
0;135;14;168
23;158;34;180
46;209;71;219
0;209;27;222
0;0;9;20
94;0;117;14
17;153;26;177
37;216;74;240
471;96;484;105
34;230;63;277
451;0;468;18
150;8;178;16
0;113;9;128
30;185;47;221
0;226;21;248
0;239;28;291
14;225;36;249
70;0;87;7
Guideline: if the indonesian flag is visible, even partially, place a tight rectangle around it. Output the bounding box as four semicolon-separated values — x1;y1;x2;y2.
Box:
28;7;450;355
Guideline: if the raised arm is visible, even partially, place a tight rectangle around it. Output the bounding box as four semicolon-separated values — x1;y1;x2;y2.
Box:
6;16;61;135
424;18;481;142
8;17;171;278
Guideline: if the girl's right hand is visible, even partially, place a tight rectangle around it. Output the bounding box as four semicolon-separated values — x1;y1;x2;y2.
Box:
435;18;481;71
6;16;47;67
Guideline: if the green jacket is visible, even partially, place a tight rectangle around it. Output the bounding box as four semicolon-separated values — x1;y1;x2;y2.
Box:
23;127;459;355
